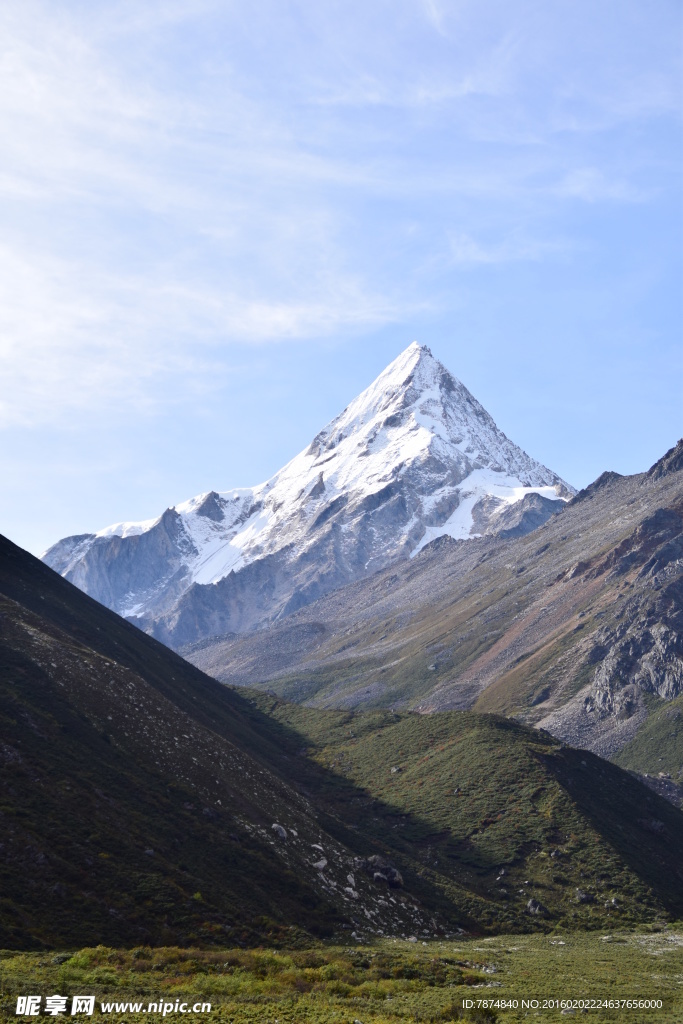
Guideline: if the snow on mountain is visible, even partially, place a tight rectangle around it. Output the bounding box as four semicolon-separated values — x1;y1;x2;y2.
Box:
43;343;574;646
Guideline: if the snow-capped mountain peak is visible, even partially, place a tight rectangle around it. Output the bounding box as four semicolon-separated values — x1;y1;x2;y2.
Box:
43;343;574;645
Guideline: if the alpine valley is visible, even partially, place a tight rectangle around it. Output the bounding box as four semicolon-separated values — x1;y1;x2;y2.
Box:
2;341;683;957
2;532;683;951
42;344;683;804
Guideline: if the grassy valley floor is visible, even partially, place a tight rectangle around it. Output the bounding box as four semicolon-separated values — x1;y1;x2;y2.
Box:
1;929;681;1024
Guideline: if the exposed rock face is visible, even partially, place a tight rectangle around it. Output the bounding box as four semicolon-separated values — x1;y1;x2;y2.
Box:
43;343;571;648
647;438;683;480
588;622;683;716
531;495;683;765
354;855;404;889
578;507;683;718
485;492;564;540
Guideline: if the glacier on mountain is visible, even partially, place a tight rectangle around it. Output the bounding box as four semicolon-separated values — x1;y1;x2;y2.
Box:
43;343;574;646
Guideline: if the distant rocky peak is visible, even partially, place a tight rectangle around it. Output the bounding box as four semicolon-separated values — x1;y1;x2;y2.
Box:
194;491;227;522
647;439;683;481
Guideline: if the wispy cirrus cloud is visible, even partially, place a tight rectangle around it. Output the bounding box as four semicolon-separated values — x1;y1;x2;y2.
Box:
0;0;679;433
553;168;652;204
419;0;448;36
447;232;575;267
0;0;680;559
0;239;414;428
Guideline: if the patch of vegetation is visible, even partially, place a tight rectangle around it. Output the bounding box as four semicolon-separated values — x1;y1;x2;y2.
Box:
0;931;681;1023
613;692;683;781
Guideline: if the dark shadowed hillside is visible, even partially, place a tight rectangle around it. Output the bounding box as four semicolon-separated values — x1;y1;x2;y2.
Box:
0;535;434;948
1;533;682;950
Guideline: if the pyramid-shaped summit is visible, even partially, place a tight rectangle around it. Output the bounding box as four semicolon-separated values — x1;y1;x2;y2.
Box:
301;341;571;507
43;343;574;647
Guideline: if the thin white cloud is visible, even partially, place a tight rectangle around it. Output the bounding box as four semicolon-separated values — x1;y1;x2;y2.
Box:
0;2;425;431
420;0;447;35
553;168;651;204
0;239;413;429
447;232;573;266
0;0;677;432
87;0;222;39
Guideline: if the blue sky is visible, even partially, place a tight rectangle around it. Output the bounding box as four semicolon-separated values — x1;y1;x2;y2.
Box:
1;0;681;555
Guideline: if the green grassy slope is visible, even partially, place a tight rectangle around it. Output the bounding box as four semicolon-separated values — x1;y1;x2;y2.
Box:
248;696;683;932
613;693;683;781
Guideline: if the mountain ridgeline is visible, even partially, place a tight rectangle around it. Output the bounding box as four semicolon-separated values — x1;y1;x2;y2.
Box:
40;346;683;806
43;343;572;647
2;534;683;950
189;441;683;801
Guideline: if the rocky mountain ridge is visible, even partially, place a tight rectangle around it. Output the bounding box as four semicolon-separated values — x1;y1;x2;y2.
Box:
187;442;683;797
43;343;572;647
